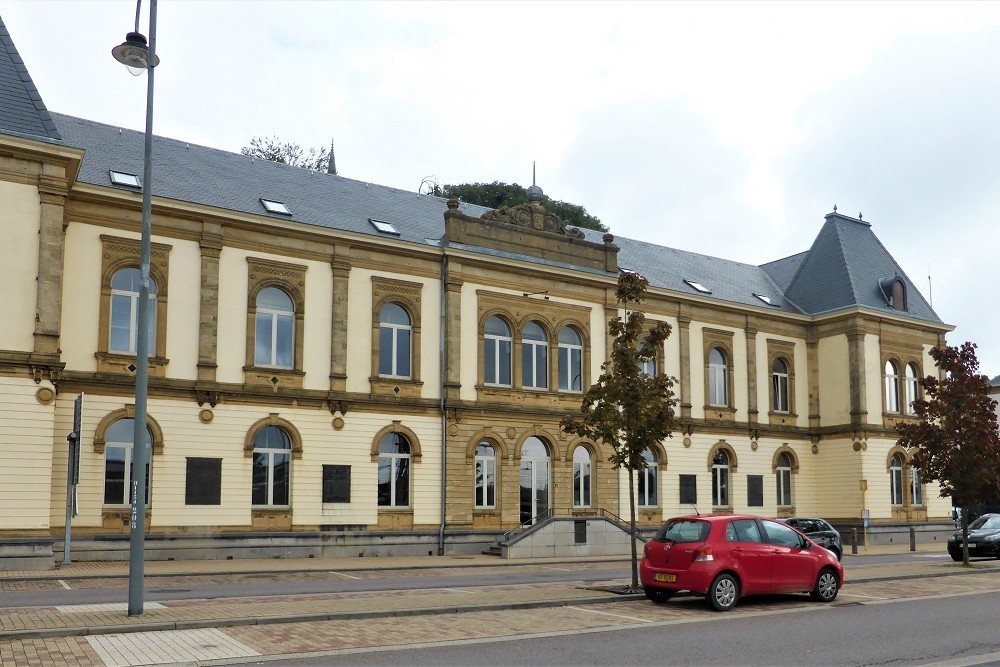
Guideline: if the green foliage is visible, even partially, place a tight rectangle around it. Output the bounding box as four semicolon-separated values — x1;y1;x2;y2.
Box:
561;270;678;589
241;136;330;173
440;181;608;232
896;342;1000;565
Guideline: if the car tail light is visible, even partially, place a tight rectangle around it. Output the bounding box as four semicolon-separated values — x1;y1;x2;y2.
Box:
693;544;714;562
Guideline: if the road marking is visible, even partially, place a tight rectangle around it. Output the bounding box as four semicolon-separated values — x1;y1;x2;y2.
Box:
439;587;476;593
565;605;655;623
56;602;167;613
57;579;71;590
88;628;259;666
327;571;361;579
922;650;1000;666
537;565;573;572
915;554;951;558
838;592;890;600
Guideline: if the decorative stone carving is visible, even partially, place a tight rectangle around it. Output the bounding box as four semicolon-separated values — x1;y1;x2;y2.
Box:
481;202;585;238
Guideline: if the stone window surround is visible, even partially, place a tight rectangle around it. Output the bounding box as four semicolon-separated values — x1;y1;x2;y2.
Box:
467;434;504;513
880;349;922;424
475;291;592;401
370;277;424;398
702;328;736;420
707;440;738;513
243;414;304;460
371;421;422;518
771;445;799;516
885;445;925;509
244;257;307;389
766;339;797;424
93;405;164;526
568;440;602;511
96;235;171;377
635;442;667;516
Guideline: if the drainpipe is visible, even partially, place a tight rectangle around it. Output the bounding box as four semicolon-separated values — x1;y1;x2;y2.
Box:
438;253;448;556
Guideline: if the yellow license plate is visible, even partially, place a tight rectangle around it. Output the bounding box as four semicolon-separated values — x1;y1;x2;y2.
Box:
654;573;676;583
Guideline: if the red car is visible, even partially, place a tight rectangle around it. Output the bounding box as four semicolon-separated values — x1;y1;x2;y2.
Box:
640;514;844;611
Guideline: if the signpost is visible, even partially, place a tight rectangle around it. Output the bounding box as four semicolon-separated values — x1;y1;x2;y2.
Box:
62;394;83;566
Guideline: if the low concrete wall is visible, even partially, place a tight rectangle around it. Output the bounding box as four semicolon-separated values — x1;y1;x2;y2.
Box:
504;518;643;559
834;521;954;549
0;537;55;570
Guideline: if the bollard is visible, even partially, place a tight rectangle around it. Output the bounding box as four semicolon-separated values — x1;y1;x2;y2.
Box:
909;526;916;551
851;527;858;555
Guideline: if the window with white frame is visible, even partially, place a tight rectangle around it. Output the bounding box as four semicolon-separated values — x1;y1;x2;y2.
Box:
772;358;790;413
884;360;901;413
573;447;592;507
904;363;919;415
109;267;157;355
254;287;294;368
712;449;731;507
103;418;152;505
637;448;658;507
484;316;512;386
378;303;412;378
776;452;793;507
910;466;923;506
639;339;656;377
708;347;728;407
521;321;548;390
890;453;904;506
251;425;291;506
558;326;583;392
378;432;411;507
474;442;496;509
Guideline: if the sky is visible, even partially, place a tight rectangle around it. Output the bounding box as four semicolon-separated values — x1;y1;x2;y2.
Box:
4;1;1000;376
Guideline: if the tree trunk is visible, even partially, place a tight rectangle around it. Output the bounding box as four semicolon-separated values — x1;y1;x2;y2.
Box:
628;468;639;592
962;504;970;566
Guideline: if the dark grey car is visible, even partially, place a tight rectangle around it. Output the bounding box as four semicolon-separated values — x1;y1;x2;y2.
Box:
781;517;843;561
948;513;1000;560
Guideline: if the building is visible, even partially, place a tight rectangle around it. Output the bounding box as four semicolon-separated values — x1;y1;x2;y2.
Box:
0;17;953;568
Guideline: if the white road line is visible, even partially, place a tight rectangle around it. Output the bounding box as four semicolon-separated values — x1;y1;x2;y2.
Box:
439;587;476;593
922;650;1000;666
57;579;71;590
915;554;951;558
327;571;362;579
838;592;891;600
565;605;655;623
538;565;573;572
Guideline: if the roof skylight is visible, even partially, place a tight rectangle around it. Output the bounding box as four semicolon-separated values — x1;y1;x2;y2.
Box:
109;170;141;188
684;279;712;294
369;218;400;235
753;293;778;306
260;199;291;215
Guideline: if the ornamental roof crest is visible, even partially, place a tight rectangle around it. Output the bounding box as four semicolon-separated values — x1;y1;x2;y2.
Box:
481;201;585;239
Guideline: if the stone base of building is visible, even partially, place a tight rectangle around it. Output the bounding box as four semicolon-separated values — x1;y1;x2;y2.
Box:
833;521;955;549
0;537;56;570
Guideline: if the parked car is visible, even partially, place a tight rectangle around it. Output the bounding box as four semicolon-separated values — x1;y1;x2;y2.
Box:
947;513;1000;560
640;514;844;612
781;517;843;561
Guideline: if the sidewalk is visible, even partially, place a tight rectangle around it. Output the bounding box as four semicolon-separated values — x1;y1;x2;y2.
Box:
2;543;995;643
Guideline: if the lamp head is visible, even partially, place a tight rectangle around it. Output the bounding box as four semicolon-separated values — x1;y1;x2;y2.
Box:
112;31;159;76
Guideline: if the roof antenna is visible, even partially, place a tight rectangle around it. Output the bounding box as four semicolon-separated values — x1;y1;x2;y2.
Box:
532;161;536;187
928;263;933;308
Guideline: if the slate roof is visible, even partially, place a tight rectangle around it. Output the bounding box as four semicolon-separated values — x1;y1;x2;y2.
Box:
0;16;61;142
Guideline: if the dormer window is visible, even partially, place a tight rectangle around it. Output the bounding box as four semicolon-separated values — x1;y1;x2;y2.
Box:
260;199;291;216
109;170;141;188
684;279;711;294
879;277;907;311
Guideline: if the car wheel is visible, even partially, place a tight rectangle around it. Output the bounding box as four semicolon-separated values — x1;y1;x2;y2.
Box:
706;573;739;612
810;567;839;603
644;587;674;604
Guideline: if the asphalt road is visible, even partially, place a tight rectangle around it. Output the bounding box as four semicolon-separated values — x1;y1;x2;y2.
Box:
272;588;1000;666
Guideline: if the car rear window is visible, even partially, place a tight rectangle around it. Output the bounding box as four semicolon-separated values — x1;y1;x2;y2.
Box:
656;519;710;543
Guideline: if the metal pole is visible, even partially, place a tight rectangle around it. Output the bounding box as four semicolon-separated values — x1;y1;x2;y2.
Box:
62;433;75;566
128;0;156;617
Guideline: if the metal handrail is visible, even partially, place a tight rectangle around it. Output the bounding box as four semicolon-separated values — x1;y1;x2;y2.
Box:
494;507;648;546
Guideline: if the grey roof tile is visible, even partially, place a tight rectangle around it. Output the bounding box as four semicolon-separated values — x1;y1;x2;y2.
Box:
0;16;61;142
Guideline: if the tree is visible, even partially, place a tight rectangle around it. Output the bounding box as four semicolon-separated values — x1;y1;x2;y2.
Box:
896;342;1000;566
561;270;677;590
440;181;608;232
241;136;331;173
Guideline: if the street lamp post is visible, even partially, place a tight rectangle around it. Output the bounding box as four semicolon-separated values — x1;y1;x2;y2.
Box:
112;0;159;617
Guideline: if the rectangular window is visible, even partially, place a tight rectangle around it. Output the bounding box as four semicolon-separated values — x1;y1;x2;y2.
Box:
185;457;222;505
679;474;697;505
777;469;792;506
322;465;351;503
475;458;495;508
746;474;764;507
573;461;591;507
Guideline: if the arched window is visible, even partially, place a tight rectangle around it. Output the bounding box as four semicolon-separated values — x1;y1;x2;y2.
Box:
378;432;411;507
772;358;790;413
904;363;919;415
255;287;294;368
708;347;728;407
891;279;906;310
712;449;731;508
104;418;152;506
519;437;550;524
640;340;657;377
638;448;658;507
484;316;512;387
558;327;583;392
884;361;901;413
252;425;291;506
109;267;157;355
573;447;592;508
889;453;904;506
776;452;793;507
910;466;923;506
521;321;548;390
378;303;412;378
474;442;496;509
